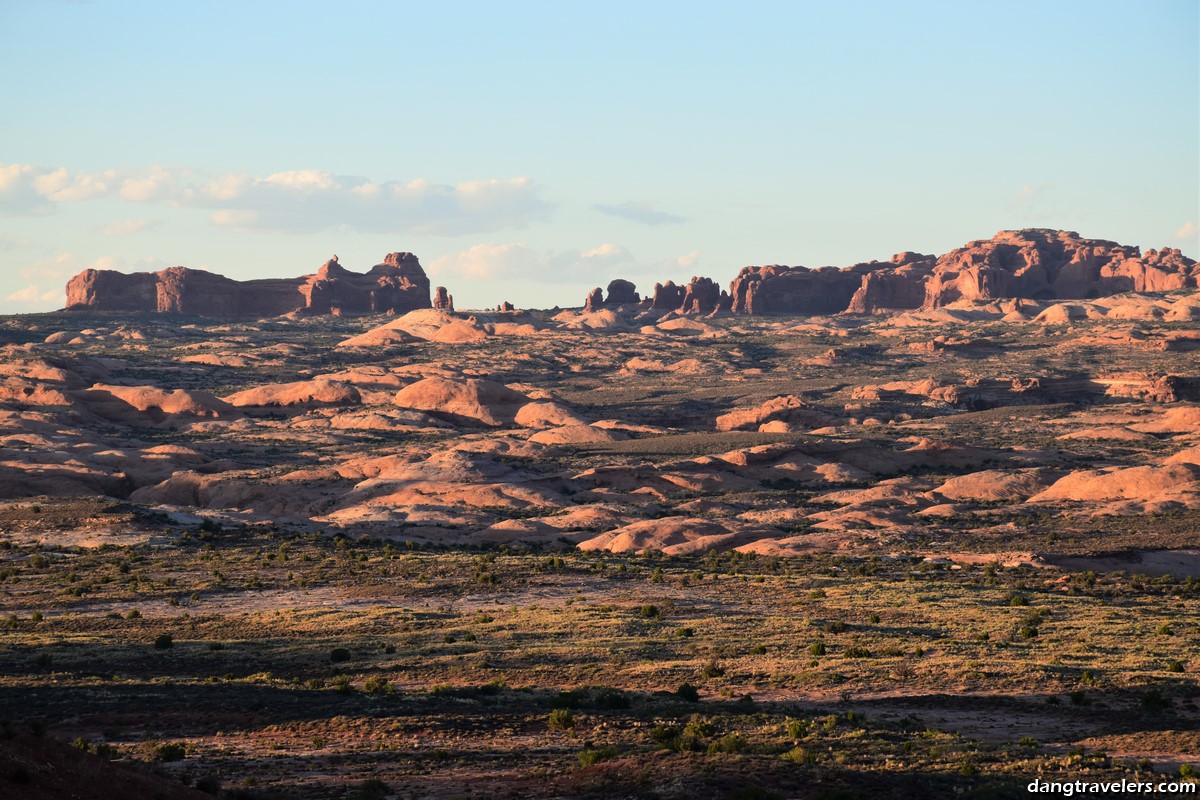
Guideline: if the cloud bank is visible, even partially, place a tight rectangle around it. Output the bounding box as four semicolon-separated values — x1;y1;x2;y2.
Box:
0;163;552;236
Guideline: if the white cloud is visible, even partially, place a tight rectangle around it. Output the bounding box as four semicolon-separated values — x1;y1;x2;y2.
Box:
5;284;61;305
2;252;170;314
429;241;637;282
675;250;701;269
0;162;552;236
0;163;55;215
209;209;261;230
580;242;633;264
428;242;534;280
1175;221;1197;242
100;218;159;237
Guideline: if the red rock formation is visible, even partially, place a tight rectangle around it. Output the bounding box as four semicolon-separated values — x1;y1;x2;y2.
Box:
433;286;454;312
727;230;1197;316
845;252;936;314
651;281;684;311
605;279;640;305
66;253;432;318
729;265;862;315
922;230;1197;307
678;276;721;315
583;280;641;310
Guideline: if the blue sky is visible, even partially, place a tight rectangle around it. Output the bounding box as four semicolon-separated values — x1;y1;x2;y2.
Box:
1;0;1197;312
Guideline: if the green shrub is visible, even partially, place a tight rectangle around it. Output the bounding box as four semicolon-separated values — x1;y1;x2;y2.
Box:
786;718;808;740
782;746;819;765
676;683;700;702
578;747;619;767
548;708;575;730
707;733;745;754
153;634;173;650
149;742;186;762
362;675;391;695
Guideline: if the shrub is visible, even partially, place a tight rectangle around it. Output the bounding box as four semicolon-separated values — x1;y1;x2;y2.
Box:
330;647;351;663
638;604;660;619
808;641;827;656
1140;688;1169;712
578;747;619;767
785;718;808;740
700;658;725;679
362;675;391;695
149;742;186;762
548;708;575;730
782;746;819;765
1168;660;1186;673
593;688;632;710
153;634;173;650
353;778;390;799
843;646;873;659
707;733;745;754
676;683;701;702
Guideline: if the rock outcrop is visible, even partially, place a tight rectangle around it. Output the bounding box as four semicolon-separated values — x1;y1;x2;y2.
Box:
584;280;640;310
66;253;432;318
662;230;1198;317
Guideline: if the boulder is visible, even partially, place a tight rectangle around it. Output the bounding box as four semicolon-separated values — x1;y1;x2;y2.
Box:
393;377;529;427
223;379;361;409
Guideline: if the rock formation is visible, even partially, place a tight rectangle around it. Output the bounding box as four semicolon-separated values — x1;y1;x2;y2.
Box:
664;230;1198;317
604;279;640;305
66;253;432;318
433;286;454;312
729;265;862;315
583;280;640;310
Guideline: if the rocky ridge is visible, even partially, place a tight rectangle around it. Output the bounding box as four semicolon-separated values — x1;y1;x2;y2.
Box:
66;253;431;318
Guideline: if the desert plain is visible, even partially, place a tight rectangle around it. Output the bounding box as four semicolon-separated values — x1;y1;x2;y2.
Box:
1;230;1199;799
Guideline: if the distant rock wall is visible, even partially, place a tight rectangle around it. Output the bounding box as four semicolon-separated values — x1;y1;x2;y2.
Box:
670;230;1198;317
66;253;432;318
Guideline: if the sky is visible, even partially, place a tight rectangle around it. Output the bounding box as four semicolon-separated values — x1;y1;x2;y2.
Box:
1;0;1197;313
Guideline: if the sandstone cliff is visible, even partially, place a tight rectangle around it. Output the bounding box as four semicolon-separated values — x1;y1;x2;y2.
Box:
66;253;432;318
701;230;1196;317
